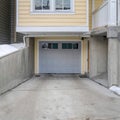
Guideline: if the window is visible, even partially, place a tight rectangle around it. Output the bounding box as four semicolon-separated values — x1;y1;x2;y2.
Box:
34;0;50;10
42;43;48;49
62;43;79;49
42;43;58;49
48;43;58;49
62;43;72;49
32;0;73;13
73;43;78;49
55;0;71;10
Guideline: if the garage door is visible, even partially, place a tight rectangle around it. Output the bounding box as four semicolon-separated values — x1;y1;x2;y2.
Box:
39;41;81;73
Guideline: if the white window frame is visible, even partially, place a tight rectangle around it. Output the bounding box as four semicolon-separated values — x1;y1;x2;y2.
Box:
55;0;71;12
31;0;74;14
32;0;52;12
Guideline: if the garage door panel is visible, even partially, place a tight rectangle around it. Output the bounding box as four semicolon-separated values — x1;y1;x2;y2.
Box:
39;41;81;73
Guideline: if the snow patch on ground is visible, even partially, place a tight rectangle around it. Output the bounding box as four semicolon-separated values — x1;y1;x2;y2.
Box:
0;43;25;58
109;86;120;96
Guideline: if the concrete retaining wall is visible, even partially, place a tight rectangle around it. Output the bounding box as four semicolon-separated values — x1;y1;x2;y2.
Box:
0;40;34;94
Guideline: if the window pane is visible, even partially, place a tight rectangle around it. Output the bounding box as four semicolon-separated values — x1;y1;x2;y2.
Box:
62;43;72;49
35;0;50;10
48;43;52;49
73;43;78;49
55;0;63;10
42;43;48;49
48;43;58;49
35;0;42;10
43;0;50;10
68;43;72;49
62;43;66;49
53;43;58;49
64;0;70;10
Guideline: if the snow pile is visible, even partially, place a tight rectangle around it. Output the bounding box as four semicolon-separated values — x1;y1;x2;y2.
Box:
0;44;18;57
109;86;120;96
0;43;25;58
11;43;24;49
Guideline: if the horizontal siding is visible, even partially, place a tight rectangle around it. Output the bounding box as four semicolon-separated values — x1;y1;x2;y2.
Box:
0;0;24;44
18;0;88;27
16;33;24;43
11;0;16;43
89;0;92;29
94;0;103;10
0;0;10;44
89;0;103;29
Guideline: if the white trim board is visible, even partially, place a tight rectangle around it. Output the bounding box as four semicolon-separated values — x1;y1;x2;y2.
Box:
16;27;89;33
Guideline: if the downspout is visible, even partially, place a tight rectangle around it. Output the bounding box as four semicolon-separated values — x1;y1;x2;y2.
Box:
23;36;29;47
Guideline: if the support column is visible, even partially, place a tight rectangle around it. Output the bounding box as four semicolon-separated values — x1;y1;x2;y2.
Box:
89;37;98;78
108;38;118;86
118;33;120;86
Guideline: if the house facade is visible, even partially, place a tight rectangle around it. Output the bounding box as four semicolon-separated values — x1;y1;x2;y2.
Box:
16;0;120;87
16;0;89;75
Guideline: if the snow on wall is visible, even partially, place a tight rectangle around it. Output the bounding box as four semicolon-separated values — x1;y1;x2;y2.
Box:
0;43;24;58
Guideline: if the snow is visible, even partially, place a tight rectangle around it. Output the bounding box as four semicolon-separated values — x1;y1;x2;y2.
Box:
11;43;24;49
0;43;25;58
109;86;120;96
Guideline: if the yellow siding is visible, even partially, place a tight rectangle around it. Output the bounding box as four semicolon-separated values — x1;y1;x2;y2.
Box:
18;0;87;27
34;37;88;74
94;0;103;10
89;0;92;29
89;0;103;29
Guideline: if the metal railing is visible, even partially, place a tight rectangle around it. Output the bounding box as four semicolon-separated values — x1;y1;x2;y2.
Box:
117;0;120;25
92;0;120;29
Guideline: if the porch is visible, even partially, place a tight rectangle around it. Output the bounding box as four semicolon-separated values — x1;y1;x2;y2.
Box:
89;0;120;87
92;0;120;29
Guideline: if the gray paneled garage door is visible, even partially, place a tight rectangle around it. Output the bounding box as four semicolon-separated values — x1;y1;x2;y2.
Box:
39;41;81;73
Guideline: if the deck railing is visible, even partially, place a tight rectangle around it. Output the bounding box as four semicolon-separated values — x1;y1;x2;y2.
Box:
118;0;120;25
92;0;120;29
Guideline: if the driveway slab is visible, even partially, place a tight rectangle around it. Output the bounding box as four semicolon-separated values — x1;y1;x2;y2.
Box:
0;75;120;120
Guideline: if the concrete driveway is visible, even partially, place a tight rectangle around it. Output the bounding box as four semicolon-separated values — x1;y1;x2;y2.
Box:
0;74;120;120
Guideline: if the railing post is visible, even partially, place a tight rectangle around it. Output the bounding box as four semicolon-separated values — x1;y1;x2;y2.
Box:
118;0;120;25
108;0;117;26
